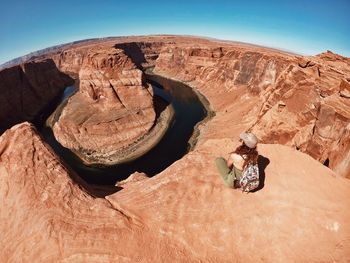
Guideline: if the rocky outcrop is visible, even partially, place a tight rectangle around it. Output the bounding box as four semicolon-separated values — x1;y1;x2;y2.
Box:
51;46;158;165
1;122;349;262
0;123;161;262
249;55;350;178
152;39;350;177
154;43;293;92
45;36;349;173
340;78;350;98
1;36;350;262
114;41;165;69
0;59;73;133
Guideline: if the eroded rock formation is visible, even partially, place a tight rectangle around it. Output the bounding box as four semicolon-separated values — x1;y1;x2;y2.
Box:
45;37;350;173
151;39;350;177
0;59;73;133
51;46;157;165
1;36;350;262
0;122;349;262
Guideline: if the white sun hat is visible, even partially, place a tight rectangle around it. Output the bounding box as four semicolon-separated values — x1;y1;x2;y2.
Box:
239;132;258;149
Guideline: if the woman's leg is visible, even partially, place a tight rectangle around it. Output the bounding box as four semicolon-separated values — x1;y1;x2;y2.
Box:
215;157;235;188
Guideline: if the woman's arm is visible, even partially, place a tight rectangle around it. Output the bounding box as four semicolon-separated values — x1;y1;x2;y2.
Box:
226;154;233;170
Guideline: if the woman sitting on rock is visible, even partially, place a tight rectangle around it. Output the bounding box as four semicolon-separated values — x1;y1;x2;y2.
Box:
215;132;259;189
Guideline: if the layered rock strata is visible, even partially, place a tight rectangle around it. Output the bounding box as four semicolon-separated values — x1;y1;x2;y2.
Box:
51;46;163;165
1;36;350;262
0;122;349;262
152;40;350;177
0;59;73;133
1;36;348;173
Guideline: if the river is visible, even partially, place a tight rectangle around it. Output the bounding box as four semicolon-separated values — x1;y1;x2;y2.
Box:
39;74;209;185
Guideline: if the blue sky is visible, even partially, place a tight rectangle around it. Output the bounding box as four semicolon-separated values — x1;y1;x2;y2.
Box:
1;0;349;64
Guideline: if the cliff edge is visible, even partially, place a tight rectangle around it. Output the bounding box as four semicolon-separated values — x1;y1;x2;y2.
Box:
0;122;349;262
1;35;350;262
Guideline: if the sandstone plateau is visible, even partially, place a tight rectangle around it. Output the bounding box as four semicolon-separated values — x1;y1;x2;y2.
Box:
0;35;350;262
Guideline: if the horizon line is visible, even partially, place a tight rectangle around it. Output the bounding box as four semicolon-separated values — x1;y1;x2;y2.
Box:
0;34;346;68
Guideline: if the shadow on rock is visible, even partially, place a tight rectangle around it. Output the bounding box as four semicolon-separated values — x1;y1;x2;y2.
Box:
252;155;270;192
89;185;124;198
114;42;147;69
0;59;74;134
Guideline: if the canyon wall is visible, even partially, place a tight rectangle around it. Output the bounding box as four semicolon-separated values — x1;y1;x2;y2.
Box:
0;59;73;133
1;36;350;262
2;35;347;173
153;42;350;177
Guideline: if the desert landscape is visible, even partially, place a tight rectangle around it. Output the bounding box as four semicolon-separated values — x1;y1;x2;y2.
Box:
0;35;350;262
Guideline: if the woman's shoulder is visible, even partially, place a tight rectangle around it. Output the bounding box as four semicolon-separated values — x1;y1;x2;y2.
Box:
230;153;245;170
230;153;244;161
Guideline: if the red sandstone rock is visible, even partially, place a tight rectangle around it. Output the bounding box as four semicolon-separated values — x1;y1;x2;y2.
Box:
0;122;350;262
116;171;149;187
1;36;350;262
0;59;73;132
340;78;350;98
33;36;348;174
150;37;350;177
52;46;156;165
